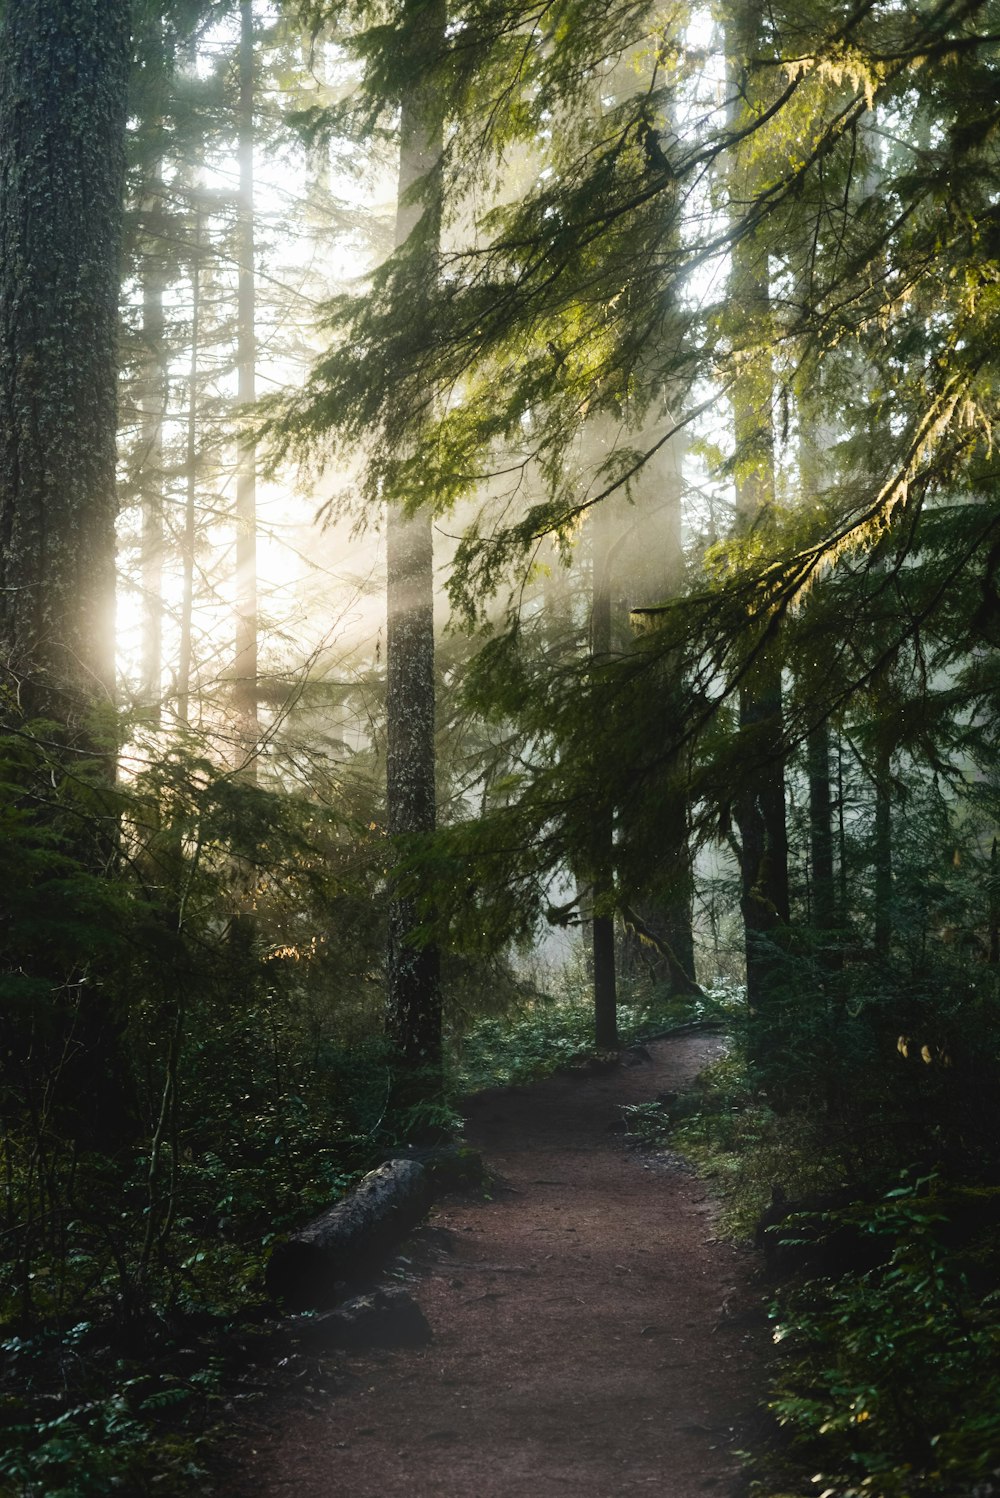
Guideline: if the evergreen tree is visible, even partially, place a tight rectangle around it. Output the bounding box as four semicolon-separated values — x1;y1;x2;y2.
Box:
384;0;446;1069
0;0;131;732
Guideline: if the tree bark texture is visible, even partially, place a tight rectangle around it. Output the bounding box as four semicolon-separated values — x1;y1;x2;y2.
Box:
727;5;790;1015
599;414;697;994
385;0;445;1067
873;747;893;954
234;0;259;762
139;187;166;716
0;0;130;727
178;224;200;726
590;493;618;1049
808;723;837;937
136;15;169;719
265;1159;431;1309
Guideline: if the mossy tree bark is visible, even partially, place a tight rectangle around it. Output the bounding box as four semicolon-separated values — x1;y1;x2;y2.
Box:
0;0;130;734
0;0;131;1147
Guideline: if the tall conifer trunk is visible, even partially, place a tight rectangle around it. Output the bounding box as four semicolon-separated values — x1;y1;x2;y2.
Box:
0;0;131;1146
384;0;445;1069
873;745;893;955
808;724;837;939
0;0;130;730
616;426;699;995
234;0;259;766
798;367;838;957
139;95;167;718
727;6;790;1020
140;223;166;717
178;225;201;725
590;497;618;1050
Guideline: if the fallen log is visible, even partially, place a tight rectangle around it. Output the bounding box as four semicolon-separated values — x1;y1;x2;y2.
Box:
265;1158;431;1309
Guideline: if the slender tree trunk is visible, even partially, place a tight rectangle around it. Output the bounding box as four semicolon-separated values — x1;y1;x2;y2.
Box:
660;789;699;988
873;744;893;955
136;15;172;722
223;2;262;1002
234;0;259;766
797;286;840;966
0;0;130;731
807;723;837;940
384;0;445;1069
140;189;166;717
989;836;999;967
838;736;849;916
590;497;618;1051
178;224;200;726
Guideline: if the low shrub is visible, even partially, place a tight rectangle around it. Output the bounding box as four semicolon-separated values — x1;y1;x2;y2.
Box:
768;1177;1000;1497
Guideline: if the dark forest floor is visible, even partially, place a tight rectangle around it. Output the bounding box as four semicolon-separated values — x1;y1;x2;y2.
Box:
216;1032;765;1497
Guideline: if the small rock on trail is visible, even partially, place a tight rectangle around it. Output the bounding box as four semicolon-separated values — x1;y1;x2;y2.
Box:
219;1032;763;1498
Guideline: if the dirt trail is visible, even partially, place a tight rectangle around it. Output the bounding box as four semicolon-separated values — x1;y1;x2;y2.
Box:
225;1032;763;1497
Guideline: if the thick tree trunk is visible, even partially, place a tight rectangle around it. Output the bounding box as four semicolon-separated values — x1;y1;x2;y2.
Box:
265;1159;431;1309
617;434;698;996
727;6;789;1019
0;0;129;730
384;0;445;1069
0;0;131;1147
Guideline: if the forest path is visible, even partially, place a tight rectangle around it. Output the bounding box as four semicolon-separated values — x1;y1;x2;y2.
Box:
224;1032;763;1498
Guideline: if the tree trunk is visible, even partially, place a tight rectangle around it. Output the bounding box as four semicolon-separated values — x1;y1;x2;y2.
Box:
0;0;131;1147
617;422;698;995
234;0;259;767
139;188;166;718
0;0;130;730
590;494;618;1049
989;836;999;967
727;6;789;1018
384;0;445;1069
178;221;201;725
808;722;837;940
873;744;893;955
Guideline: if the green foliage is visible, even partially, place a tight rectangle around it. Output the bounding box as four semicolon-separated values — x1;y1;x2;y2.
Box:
769;1179;1000;1497
452;1002;599;1091
0;1328;216;1498
451;956;716;1093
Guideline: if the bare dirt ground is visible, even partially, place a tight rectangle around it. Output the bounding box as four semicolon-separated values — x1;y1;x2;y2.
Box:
221;1032;764;1498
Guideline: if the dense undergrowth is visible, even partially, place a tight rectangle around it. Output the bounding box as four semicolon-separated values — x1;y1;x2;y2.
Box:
630;947;1000;1498
0;722;712;1496
0;984;707;1498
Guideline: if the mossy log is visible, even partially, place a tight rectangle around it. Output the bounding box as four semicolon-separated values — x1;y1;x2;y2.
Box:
265;1159;431;1309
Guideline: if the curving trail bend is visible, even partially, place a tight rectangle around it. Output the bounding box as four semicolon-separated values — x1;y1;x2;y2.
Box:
225;1032;763;1498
